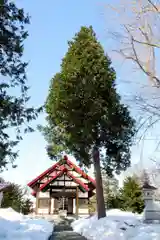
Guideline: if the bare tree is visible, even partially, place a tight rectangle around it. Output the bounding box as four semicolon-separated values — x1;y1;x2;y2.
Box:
104;0;160;139
106;0;160;86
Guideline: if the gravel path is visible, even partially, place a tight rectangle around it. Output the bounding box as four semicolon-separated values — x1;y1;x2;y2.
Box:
49;217;87;240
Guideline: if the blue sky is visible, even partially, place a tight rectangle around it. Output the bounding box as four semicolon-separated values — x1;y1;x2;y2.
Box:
1;0;159;187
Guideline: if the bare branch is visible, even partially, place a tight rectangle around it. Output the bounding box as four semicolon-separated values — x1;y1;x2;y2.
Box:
148;0;160;12
105;0;160;87
133;38;160;48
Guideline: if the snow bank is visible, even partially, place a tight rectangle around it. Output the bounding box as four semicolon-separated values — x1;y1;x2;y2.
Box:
0;208;53;240
72;209;160;240
0;207;24;221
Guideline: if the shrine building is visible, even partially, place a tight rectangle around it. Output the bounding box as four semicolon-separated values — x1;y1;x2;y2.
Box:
27;155;96;216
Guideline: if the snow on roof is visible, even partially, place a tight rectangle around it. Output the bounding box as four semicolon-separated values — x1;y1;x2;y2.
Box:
142;181;157;190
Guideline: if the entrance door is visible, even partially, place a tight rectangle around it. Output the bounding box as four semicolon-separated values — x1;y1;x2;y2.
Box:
53;196;73;214
54;198;59;214
59;197;68;211
68;198;73;214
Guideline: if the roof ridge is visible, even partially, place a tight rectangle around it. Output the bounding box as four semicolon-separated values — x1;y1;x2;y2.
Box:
27;155;96;191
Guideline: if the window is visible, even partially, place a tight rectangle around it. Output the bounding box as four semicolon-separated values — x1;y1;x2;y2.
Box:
38;198;49;208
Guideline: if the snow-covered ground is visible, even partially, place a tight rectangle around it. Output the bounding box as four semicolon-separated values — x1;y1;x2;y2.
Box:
72;209;160;240
0;208;53;239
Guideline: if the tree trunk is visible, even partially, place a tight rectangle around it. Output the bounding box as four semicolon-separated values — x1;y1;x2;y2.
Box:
93;146;106;219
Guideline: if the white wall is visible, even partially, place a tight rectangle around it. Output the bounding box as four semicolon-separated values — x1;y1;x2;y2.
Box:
73;198;89;215
39;192;50;198
37;208;49;214
78;192;88;198
51;181;77;186
78;208;89;214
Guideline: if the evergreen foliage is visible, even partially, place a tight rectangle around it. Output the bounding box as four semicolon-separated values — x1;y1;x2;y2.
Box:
22;198;33;215
2;183;23;212
0;0;42;170
42;26;135;218
0;179;33;214
120;176;145;214
90;175;145;214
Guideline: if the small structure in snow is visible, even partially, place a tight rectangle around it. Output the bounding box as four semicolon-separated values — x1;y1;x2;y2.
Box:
142;181;160;223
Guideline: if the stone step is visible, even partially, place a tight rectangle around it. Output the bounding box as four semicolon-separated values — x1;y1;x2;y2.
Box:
54;224;73;232
48;217;87;240
50;231;87;240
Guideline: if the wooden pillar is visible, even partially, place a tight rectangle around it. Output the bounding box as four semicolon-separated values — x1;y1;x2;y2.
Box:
76;186;79;219
49;197;51;215
88;197;90;215
62;197;65;211
49;190;52;215
35;190;39;215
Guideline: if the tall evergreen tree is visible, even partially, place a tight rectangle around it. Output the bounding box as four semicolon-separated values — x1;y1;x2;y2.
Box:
120;176;145;214
44;26;135;219
0;0;42;170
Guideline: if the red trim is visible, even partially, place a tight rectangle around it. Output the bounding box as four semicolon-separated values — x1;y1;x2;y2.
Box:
31;191;36;197
40;167;66;192
65;156;96;186
39;166;89;192
66;171;89;191
39;168;89;193
27;162;60;188
28;156;96;192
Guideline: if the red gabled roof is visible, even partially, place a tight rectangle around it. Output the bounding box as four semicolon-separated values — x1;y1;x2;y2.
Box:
28;155;95;187
40;166;66;191
39;167;89;193
27;161;60;188
65;156;96;186
66;171;89;192
27;155;96;195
